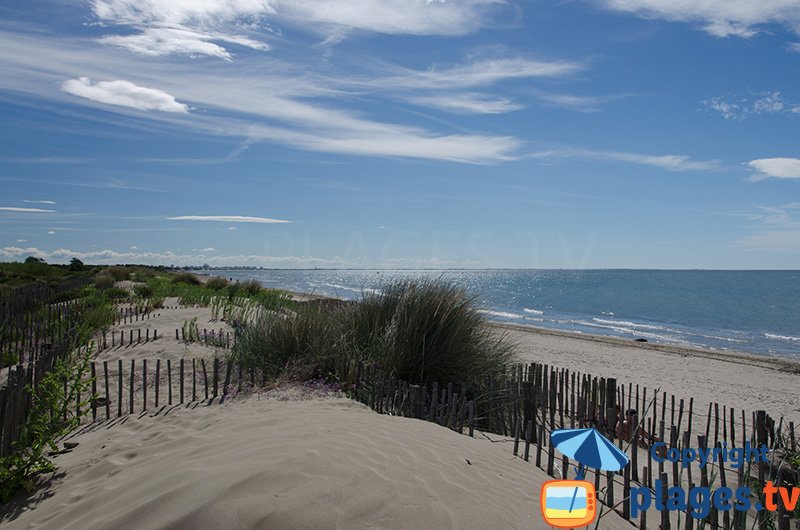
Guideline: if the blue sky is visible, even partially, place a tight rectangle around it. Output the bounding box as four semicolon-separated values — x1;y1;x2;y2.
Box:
1;0;799;269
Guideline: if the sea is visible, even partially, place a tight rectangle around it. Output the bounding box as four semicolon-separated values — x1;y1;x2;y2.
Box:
203;269;800;359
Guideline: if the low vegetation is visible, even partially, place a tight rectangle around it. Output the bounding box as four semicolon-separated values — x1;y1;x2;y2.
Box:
1;260;511;502
232;279;513;387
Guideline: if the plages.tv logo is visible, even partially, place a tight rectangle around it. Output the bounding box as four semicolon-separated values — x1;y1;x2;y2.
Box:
540;428;630;528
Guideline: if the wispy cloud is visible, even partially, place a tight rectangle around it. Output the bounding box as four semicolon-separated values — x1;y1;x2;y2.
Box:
275;0;504;37
405;93;523;114
599;0;800;38
747;158;800;181
744;203;800;228
90;0;505;60
739;202;800;252
600;151;722;171
92;0;275;59
536;93;631;112
168;215;291;224
529;147;721;172
23;200;56;205
100;27;270;60
380;58;582;90
47;230;56;234
704;92;800;120
0;30;528;163
0;207;56;213
739;231;800;252
61;77;189;113
1;157;92;164
787;42;800;53
193;247;216;252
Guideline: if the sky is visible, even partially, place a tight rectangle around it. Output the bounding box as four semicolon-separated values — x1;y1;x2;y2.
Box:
0;0;799;269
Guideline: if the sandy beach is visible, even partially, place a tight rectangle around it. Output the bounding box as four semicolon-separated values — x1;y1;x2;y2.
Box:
499;322;800;429
2;392;633;530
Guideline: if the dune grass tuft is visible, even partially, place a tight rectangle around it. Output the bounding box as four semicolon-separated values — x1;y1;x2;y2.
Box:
232;279;513;386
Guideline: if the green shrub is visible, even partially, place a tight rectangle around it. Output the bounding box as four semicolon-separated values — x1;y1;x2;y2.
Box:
107;266;130;281
93;272;115;290
171;272;201;285
104;287;129;301
68;258;85;272
0;352;92;501
205;276;229;290
238;279;262;296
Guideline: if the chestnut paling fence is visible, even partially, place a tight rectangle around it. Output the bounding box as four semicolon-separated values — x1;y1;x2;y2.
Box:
347;362;799;530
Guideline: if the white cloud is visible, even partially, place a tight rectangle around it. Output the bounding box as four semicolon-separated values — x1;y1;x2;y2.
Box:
0;207;56;213
228;227;238;231
748;158;800;181
130;245;139;249
0;246;477;268
100;27;270;60
193;247;216;252
47;230;56;234
91;0;505;58
382;58;582;90
406;93;523;114
705;92;799;120
602;152;722;171
788;42;800;52
168;215;291;223
16;239;27;243
0;30;529;164
277;0;503;37
23;200;56;205
92;0;276;58
599;0;800;38
61;77;189;113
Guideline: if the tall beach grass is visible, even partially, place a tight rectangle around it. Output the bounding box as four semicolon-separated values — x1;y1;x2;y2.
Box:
232;279;514;386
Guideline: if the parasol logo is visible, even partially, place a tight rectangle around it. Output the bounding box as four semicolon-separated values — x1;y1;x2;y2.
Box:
539;428;630;528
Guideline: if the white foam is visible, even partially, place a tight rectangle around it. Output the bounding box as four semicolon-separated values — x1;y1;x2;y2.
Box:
766;333;800;342
479;309;523;320
592;317;665;331
523;307;544;315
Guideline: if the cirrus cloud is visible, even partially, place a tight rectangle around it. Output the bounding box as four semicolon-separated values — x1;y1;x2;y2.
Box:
167;215;291;223
599;0;800;38
0;206;56;213
61;77;189;113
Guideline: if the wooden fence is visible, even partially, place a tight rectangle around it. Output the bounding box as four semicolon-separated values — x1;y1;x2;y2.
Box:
347;362;800;530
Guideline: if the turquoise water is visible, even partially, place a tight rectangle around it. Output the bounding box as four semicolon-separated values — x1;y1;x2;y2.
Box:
208;269;800;358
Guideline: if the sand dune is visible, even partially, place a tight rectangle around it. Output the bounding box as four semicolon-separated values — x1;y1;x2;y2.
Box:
2;394;631;529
